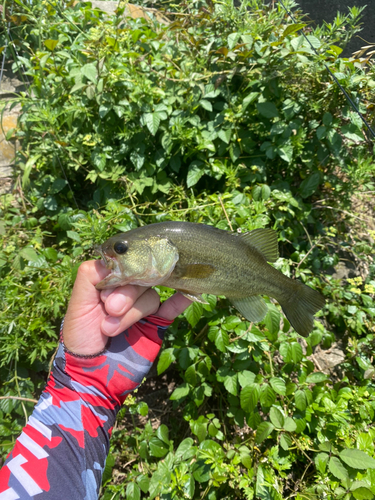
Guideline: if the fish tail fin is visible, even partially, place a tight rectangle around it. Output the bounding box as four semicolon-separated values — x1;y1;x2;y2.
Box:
278;282;326;337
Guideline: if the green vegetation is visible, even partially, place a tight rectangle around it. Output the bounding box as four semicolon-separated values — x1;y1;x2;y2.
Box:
1;0;375;498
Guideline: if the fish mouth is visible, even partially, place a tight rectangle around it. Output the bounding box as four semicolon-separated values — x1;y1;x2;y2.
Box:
94;244;114;270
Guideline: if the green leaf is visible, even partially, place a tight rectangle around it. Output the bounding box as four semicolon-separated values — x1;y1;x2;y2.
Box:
44;195;58;211
187;161;205;188
214;329;229;353
279;342;292;362
137;402;148;417
306;35;321;49
149;437;169;457
81;63;98;83
44;39;59;51
283;23;306;37
126;482;141;500
191;422;208;443
170;382;190;401
242;91;259;110
319;441;332;453
351;483;374;500
137;475;150;494
315;452;329;474
227;32;240;50
269;406;284;428
280;433;292;450
193;460;211;482
264;306;280;336
257;102;279;118
218;128;232;144
294;390;307;411
241;34;253;47
50;178;68;194
261;184;271;200
185;365;197;386
144;113;160;135
291;342;303;363
202;294;216;311
67;230;81;243
306;372;328;384
255;421;274;444
70;82;86;94
43;248;58;262
339;449;375;470
278;145;293;163
102;453;115;485
176;438;196;460
200;100;213;111
157;348;175;375
224;372;238;396
283;417;297;432
99;104;111;119
183;475;195;499
341;124;364;142
329;44;343;56
156;424;169;444
269;377;286;396
20;247;39;262
299;172;320;198
170;155;181;172
260;384;276;407
328;457;349;481
241;453;252;469
204;85;220;98
240;384;260;412
238;370;256;388
184;301;203;328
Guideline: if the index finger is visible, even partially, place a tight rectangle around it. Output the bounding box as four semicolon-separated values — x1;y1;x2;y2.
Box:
70;260;110;304
156;292;192;321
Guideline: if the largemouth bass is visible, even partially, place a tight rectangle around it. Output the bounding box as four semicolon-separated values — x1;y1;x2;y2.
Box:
95;221;325;337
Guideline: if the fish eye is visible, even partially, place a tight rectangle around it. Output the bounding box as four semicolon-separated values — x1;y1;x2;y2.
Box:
113;242;128;255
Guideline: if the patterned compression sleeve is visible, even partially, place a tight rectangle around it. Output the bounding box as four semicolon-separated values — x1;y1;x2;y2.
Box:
0;315;172;500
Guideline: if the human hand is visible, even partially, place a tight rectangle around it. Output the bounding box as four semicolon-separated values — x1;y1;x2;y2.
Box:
62;260;192;356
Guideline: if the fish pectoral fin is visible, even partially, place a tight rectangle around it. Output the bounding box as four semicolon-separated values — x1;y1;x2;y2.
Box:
240;228;279;263
174;263;215;280
230;295;268;323
178;290;209;304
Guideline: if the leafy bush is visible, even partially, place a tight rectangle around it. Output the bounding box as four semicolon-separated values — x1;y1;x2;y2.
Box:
1;0;375;498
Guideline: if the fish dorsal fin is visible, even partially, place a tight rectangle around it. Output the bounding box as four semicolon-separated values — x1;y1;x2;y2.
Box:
240;228;279;263
174;263;215;280
231;295;268;323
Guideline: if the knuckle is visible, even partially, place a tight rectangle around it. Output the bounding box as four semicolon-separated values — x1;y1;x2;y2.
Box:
77;260;91;276
166;298;181;318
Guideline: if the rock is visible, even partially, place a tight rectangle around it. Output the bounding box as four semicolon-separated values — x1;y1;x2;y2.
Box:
309;343;345;375
0;61;23;193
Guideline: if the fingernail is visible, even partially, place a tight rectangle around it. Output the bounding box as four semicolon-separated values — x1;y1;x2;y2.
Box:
102;316;121;335
107;293;128;313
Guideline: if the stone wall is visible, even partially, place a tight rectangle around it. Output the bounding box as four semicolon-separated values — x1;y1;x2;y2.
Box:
0;61;22;194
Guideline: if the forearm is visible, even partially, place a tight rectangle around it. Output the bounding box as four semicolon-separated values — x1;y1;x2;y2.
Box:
0;316;170;499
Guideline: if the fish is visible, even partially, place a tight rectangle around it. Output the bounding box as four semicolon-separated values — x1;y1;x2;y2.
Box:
95;221;326;337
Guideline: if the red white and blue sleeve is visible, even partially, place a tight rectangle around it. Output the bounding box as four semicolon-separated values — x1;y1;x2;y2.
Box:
0;315;171;500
